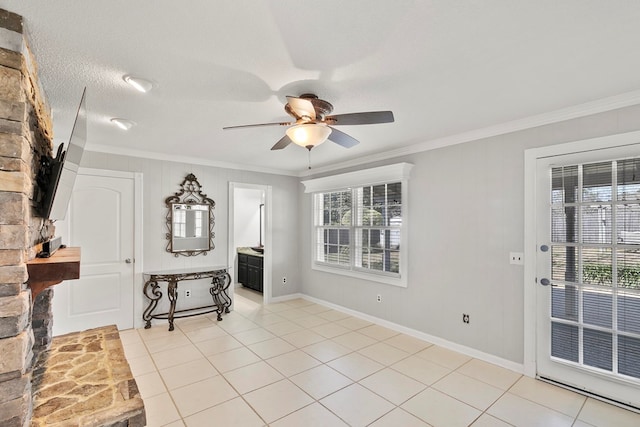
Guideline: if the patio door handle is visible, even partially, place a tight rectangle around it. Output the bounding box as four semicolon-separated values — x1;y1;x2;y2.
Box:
540;278;551;286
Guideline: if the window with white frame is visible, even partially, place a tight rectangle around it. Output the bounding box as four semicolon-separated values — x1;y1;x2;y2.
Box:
302;163;412;287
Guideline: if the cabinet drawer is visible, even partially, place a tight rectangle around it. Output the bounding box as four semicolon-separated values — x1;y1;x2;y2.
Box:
238;254;248;264
248;255;263;267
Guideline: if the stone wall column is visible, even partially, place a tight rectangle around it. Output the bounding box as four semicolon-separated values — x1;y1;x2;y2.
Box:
0;8;54;427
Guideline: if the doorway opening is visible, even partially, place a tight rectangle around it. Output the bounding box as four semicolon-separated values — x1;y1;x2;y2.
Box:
228;182;273;305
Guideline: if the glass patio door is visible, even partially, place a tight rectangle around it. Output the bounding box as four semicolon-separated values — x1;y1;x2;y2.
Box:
536;147;640;409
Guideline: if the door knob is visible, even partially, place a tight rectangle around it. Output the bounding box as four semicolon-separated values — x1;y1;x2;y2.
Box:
125;258;132;264
540;278;551;286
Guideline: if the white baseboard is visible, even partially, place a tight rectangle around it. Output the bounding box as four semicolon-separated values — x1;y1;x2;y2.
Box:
269;292;306;303
297;294;526;376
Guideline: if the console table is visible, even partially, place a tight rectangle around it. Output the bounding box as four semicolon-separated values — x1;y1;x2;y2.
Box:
142;267;231;331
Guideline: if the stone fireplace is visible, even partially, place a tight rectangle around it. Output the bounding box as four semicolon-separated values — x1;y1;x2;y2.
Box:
0;8;56;426
0;9;144;426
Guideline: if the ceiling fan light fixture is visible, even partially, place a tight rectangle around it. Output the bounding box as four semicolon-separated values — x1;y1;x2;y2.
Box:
110;118;135;130
123;75;153;93
286;123;332;149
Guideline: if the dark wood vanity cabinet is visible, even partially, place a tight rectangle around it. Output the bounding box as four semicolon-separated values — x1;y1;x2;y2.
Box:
237;253;263;292
238;255;248;285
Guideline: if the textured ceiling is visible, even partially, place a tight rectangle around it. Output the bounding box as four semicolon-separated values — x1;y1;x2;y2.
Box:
2;0;640;176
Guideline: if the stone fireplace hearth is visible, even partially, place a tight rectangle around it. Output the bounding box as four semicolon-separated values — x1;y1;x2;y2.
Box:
31;325;145;426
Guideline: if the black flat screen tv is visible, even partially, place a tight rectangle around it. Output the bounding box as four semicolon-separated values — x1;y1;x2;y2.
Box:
39;88;87;221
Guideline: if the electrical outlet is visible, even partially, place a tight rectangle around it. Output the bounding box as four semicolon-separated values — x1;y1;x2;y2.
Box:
509;252;524;265
282;277;287;284
185;289;191;298
376;294;382;303
463;313;470;324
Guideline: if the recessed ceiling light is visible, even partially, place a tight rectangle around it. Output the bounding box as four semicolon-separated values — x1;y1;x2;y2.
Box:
110;118;135;130
123;75;153;93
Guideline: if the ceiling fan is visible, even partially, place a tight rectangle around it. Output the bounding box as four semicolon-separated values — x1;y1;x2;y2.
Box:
223;94;394;151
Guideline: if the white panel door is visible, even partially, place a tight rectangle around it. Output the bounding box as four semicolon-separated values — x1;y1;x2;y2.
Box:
535;144;640;408
52;172;135;334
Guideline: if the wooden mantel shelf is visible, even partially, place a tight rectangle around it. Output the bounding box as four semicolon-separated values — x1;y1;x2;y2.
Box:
27;247;81;300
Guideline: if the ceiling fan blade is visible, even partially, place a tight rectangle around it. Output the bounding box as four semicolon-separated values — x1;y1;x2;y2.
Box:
325;111;394;126
223;121;292;130
328;127;359;148
286;96;316;120
271;135;293;150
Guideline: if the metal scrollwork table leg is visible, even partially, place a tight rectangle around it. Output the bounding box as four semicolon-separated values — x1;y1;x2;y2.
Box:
142;280;162;329
167;279;178;331
209;272;232;321
143;268;232;331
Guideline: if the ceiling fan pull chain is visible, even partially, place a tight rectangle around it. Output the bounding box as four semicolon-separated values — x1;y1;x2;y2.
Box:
308;149;312;170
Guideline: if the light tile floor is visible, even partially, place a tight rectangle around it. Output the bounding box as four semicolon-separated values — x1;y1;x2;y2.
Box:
121;287;640;427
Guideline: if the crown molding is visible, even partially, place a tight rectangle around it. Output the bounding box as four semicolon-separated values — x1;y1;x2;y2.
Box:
85;143;299;177
300;89;640;177
86;88;640;178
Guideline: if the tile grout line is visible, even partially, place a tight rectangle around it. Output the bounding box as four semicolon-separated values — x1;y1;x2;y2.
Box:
231;295;425;425
175;316;268;425
229;292;467;425
235;292;507;426
215;295;391;425
131;291;581;427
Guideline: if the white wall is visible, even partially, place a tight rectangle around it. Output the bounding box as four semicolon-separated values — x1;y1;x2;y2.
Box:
78;152;301;325
298;103;640;365
234;188;263;248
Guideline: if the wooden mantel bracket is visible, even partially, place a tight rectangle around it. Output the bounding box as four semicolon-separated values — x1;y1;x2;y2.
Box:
26;247;81;300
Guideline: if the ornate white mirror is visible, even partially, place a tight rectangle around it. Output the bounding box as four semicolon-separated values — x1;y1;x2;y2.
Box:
165;173;215;256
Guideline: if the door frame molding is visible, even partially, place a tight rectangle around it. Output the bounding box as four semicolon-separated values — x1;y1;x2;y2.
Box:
77;167;144;328
523;130;640;377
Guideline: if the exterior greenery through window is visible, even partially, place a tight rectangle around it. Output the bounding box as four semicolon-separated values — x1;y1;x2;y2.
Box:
314;182;402;276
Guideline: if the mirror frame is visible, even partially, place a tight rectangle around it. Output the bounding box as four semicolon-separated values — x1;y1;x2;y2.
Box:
165;173;215;257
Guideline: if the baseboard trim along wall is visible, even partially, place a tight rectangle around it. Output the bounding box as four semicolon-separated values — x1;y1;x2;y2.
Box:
268;292;526;376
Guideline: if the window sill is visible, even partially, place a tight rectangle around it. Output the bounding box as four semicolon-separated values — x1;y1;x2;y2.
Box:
312;263;407;288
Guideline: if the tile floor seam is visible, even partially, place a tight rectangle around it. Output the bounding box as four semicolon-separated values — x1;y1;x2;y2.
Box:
507;380;587;421
265;400;318;425
573;397;591;426
315;395;373;427
464;382;513;426
184;320;270;425
216;373;268;425
479;372;527;426
234;294;415;423
356;379;420;409
500;373;586;424
179;394;240;423
453;363;522;392
140;330;192;423
257;378;320;424
166;325;244;422
357;345;414;367
129;288;640;426
234;292;404;425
